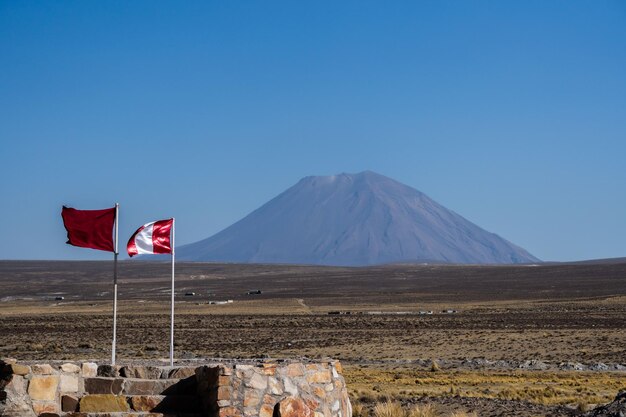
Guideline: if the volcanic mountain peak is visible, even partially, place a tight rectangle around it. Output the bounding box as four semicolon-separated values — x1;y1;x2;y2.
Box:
177;171;539;266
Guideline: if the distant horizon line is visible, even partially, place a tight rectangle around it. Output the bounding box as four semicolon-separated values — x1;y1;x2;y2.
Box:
1;256;625;266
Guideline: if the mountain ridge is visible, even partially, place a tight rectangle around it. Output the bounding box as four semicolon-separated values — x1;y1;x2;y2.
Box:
177;171;539;265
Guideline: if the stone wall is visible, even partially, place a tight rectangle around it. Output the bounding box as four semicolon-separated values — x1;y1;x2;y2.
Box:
0;358;351;417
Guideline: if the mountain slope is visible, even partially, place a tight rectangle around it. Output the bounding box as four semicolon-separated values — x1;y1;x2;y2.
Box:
177;171;539;265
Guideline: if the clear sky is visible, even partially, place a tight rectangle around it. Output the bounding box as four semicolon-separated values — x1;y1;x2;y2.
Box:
1;1;625;262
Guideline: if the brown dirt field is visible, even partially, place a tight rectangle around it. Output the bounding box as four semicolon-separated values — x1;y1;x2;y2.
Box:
1;260;625;304
1;260;625;417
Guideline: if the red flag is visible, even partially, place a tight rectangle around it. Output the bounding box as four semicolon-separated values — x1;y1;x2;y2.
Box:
61;206;116;252
127;219;173;257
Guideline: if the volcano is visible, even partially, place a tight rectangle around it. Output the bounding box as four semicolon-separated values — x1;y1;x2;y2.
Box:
177;171;539;265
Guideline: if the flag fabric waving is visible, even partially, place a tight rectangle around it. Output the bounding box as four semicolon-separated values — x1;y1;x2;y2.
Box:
127;219;173;257
61;206;116;252
128;217;177;366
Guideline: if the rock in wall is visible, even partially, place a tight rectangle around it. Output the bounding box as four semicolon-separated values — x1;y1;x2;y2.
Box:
0;358;351;417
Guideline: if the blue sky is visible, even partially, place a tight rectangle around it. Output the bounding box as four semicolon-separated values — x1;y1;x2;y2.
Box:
1;1;625;261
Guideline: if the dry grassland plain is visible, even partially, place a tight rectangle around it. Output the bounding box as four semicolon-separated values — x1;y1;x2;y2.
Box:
1;260;625;416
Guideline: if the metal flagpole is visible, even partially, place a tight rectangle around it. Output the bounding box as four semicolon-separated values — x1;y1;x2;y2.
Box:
112;203;119;365
170;218;175;366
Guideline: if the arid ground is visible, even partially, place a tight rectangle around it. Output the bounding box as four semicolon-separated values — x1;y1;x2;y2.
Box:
1;260;625;416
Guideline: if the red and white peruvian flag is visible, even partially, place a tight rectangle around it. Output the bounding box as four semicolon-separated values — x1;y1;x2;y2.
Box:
127;219;173;257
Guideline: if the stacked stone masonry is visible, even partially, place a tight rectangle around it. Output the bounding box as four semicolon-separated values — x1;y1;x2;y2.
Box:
0;359;351;417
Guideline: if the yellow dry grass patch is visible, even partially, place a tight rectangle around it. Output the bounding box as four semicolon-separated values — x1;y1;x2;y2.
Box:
372;400;469;417
408;403;439;417
345;366;625;407
373;401;439;417
374;401;406;417
448;412;477;417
